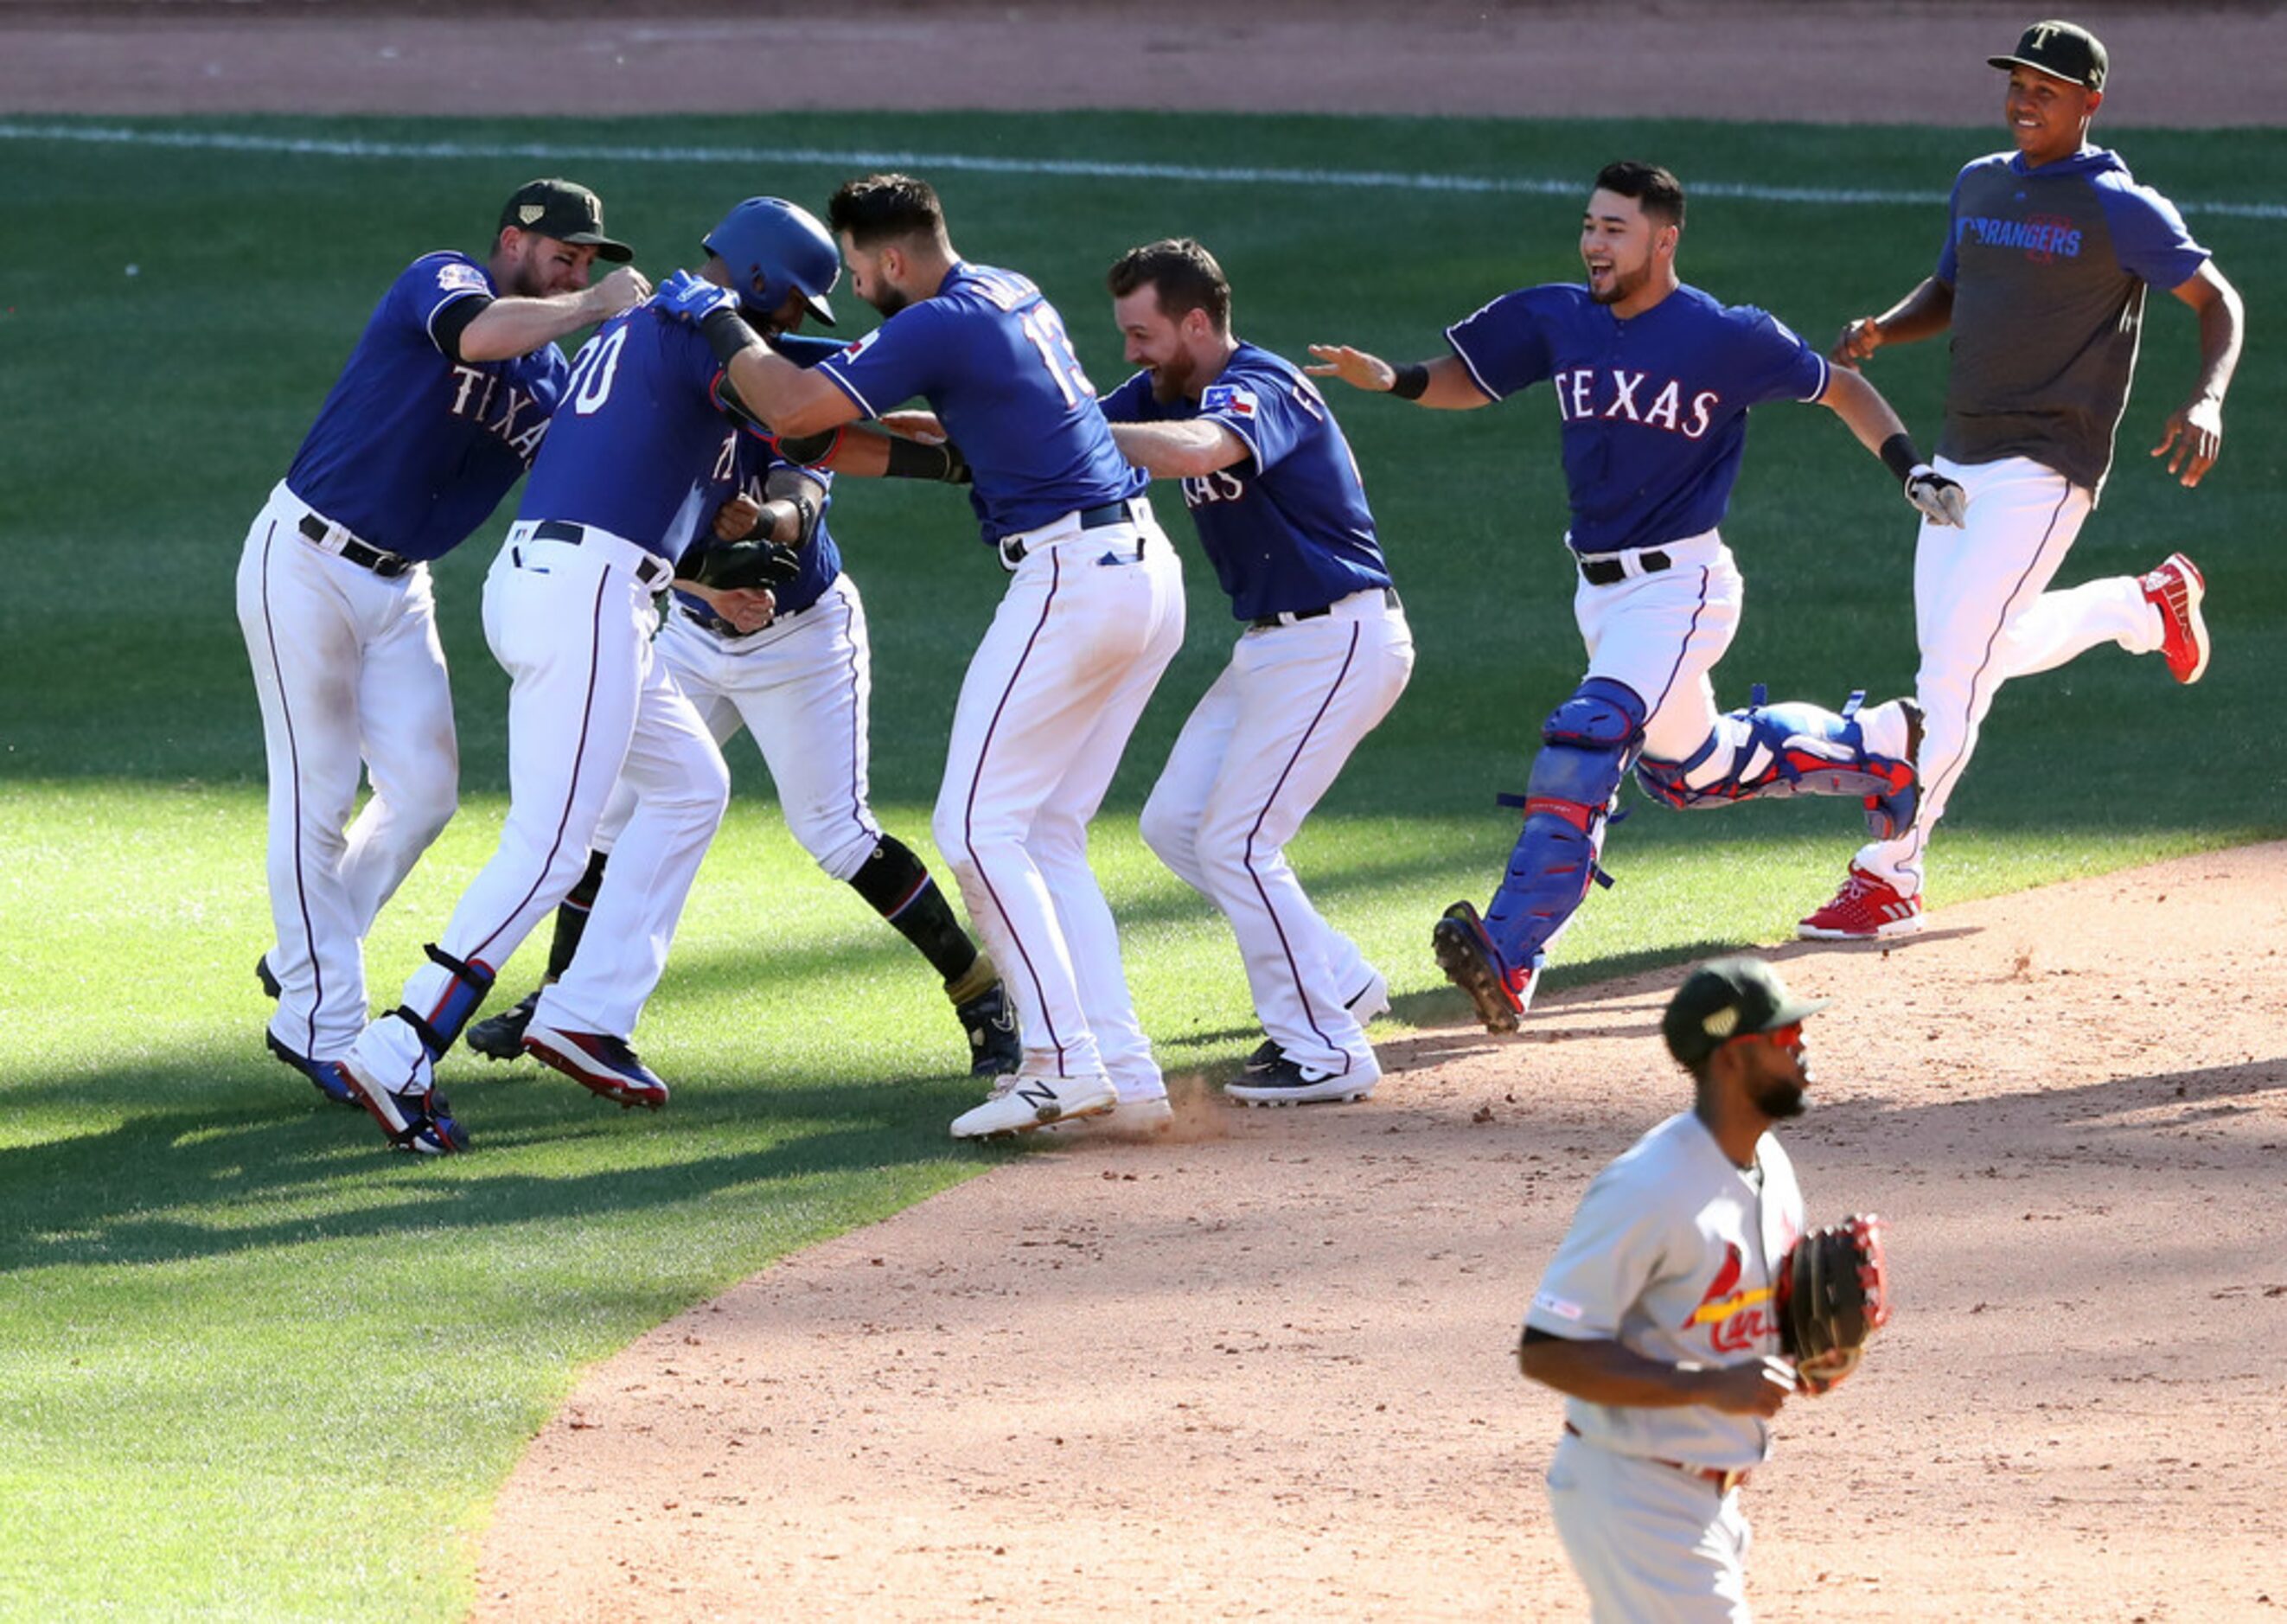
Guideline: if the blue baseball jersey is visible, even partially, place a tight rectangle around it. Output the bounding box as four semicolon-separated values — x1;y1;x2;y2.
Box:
1934;145;2210;491
814;262;1147;544
286;251;568;562
672;419;845;622
517;301;753;564
1446;283;1830;554
1101;342;1390;622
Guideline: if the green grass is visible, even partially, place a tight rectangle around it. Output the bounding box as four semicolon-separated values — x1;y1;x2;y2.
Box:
0;110;2280;1619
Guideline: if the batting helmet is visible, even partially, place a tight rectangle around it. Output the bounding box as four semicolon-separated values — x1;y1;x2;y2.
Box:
703;197;839;327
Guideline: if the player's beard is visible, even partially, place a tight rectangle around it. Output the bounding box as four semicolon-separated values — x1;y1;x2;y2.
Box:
1148;351;1197;404
866;285;910;319
1752;1071;1810;1121
1586;256;1649;307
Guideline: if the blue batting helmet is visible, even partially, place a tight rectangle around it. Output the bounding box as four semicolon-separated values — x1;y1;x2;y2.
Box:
702;197;839;327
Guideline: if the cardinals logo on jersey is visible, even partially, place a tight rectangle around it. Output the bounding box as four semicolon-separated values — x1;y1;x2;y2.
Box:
1681;1242;1778;1354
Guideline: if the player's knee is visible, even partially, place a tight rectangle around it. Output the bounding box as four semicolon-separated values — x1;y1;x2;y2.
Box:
808;827;881;885
1541;677;1647;754
1137;788;1190;868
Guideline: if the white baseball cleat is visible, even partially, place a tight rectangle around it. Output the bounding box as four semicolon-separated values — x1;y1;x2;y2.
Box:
1044;1088;1175;1138
950;1071;1117;1138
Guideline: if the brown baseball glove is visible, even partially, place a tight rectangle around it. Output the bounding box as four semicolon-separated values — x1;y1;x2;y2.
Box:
1776;1212;1892;1394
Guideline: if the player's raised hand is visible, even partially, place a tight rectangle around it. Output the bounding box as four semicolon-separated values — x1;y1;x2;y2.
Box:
586;265;652;321
1701;1357;1797;1417
1305;343;1396;393
2152;396;2224;487
654;269;740;324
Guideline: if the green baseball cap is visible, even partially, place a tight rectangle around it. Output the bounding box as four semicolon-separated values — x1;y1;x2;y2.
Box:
1989;20;2108;91
498;177;634;263
1662;956;1831;1067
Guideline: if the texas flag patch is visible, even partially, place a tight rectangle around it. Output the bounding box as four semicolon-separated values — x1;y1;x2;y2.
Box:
1201;382;1259;420
840;329;883;363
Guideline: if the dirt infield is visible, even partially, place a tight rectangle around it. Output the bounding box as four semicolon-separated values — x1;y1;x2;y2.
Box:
472;844;2287;1622
25;7;2281;1619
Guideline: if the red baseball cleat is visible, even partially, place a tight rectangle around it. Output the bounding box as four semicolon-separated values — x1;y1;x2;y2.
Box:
1797;866;1923;942
2140;553;2210;685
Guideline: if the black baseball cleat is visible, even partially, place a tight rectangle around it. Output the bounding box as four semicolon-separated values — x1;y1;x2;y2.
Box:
1244;1038;1285;1074
1226;1055;1378;1107
255;954;281;1001
466;988;541;1062
265;1031;362;1108
955;982;1024;1078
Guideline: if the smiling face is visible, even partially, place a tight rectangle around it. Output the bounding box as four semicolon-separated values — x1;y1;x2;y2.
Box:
1579;188;1672;315
1112;285;1207;403
2003;65;2101;166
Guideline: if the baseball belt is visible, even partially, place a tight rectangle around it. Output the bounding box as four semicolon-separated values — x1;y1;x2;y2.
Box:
1577;549;1673;587
1562;1421;1752;1494
1250;586;1402;630
297;512;412;578
999;498;1149;566
528;520;674;588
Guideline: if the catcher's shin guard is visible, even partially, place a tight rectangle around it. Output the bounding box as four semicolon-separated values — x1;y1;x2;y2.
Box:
1635;687;1921;841
1481;678;1644;975
396;943;498;1061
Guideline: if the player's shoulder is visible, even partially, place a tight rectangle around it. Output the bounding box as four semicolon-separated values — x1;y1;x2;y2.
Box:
1222;339;1304;388
941;260;1042;313
1680;285;1808;348
1955;148;2020;186
400;248;492;295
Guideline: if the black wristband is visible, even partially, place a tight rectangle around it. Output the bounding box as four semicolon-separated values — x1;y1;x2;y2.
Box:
883;437;970;483
700;304;760;367
1877;432;1921;484
1389;363;1431;401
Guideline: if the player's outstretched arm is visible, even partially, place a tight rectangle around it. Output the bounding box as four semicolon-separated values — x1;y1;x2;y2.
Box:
1519;1330;1795;1416
1305;346;1491;410
458;265;653;361
2152;261;2244;488
1109;419;1248;479
1830;277;1955;368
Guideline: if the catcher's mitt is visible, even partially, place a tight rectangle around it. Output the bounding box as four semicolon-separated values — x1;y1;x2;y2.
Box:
691;537;802;592
1775;1213;1891;1393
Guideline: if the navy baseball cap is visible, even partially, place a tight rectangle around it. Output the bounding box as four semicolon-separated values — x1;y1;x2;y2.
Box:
1662;956;1830;1067
1989;20;2107;91
499;178;634;263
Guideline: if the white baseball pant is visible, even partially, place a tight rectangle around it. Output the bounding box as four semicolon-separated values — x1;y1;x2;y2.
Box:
345;521;728;1092
1855;455;2166;894
932;507;1185;1097
1546;1429;1755;1624
237;481;458;1063
1140;591;1413;1080
1574;528;1744;764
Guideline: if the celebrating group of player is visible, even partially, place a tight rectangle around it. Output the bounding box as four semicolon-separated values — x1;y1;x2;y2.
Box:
239;17;2233;1166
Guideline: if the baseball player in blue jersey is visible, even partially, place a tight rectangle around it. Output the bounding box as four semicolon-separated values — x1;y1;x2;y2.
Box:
463;303;1023;1081
1799;19;2245;941
237;178;647;1104
656;173;1185;1138
1099;239;1412;1110
1312;162;1963;1033
324;200;859;1153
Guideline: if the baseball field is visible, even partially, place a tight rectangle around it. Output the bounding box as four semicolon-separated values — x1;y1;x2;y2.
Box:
2;4;2284;1620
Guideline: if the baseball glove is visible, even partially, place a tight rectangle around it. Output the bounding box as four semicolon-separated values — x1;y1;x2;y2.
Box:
1776;1212;1891;1394
690;537;802;592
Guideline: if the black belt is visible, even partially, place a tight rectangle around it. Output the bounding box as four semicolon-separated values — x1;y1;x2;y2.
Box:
1578;549;1671;586
1249;586;1402;630
528;521;673;587
1000;499;1147;565
297;512;412;578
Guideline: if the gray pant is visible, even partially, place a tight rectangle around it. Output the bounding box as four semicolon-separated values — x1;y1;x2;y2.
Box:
1546;1430;1754;1623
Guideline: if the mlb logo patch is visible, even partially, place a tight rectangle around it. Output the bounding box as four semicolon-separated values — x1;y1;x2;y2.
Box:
1202;382;1258;420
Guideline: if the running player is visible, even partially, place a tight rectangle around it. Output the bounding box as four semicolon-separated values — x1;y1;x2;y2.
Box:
1101;237;1412;1109
659;174;1185;1137
1800;19;2243;939
1310;161;1959;1033
238;179;645;1102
